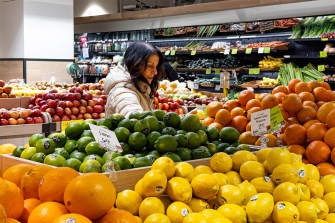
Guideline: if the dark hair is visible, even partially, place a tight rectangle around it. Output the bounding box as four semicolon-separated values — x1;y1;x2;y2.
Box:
123;41;165;97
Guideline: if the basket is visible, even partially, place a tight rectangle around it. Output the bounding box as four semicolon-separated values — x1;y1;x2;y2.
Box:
274;18;300;28
259;21;274;32
185;26;198;33
173;27;187;35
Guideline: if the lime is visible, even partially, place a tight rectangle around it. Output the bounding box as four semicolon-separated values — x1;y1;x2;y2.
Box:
176;147;192;161
217;143;230;152
69;150;87;162
163;112;181;128
120;142;132;155
83;162;102;173
206;143;218;155
191;146;212;159
118;119;136;132
81;119;96;130
147;150;161;159
12;146;25;157
124;154;136;164
154;135;178;154
177;130;187;135
97;118;112;129
81;130;94;138
102;161;121;172
180;114;201;132
76;136;95;153
198;124;208;132
196;129;208;146
109;113;125;129
54;148;70;159
186;132;201;149
129;111;141;120
175;134;188;148
237;144;252;151
85;141;105;156
31;152;46;163
102;151;122;163
63;158;82;171
44;154;66;167
145;154;157;164
83;154;104;165
47;133;67;148
20;147;37;160
153;109;165;121
231;140;240;147
206;127;219;142
128;132;147;151
65;122;84;139
29;133;45;147
35;138;56;154
220;127;240;143
134;119;151;135
161;127;177;136
79;159;101;173
162;152;182;162
114;127;131;143
144;116;160;132
113;156;132;170
224;146;239;155
158;121;166;132
140;111;155;119
147;131;161;150
133;157;153;168
212;140;222;146
134;150;149;158
64;139;78;154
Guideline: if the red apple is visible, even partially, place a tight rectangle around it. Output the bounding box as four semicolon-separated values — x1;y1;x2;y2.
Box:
174;102;180;109
70;115;77;120
79;106;86;114
158;103;164;110
73;100;80;108
31;109;42;117
100;95;107;101
154;92;159;97
0;119;9;125
25;117;34;124
38;100;46;107
55;107;64;116
17;118;25;124
43;93;55;100
49;89;58;93
32;106;40;110
83;113;92;119
71;107;79;116
25;109;32;117
34;117;44;123
58;101;66;109
46;108;56;116
54;93;64;100
86;106;93;114
30;96;36;105
19;110;29;119
64;107;72;116
61;115;70;121
8;118;18;125
92;113;99;119
95;98;104;106
28;104;34;109
154;104;158;109
168;98;174;103
69;87;76;93
173;109;179;114
74;87;83;95
77;113;84;120
73;92;81;101
89;84;97;90
64;93;75;101
80;99;88;107
82;92;90;101
65;101;74;108
40;104;49;112
88;100;95;107
52;115;61;122
168;102;175;110
9;111;20;119
93;105;103;113
35;93;43;99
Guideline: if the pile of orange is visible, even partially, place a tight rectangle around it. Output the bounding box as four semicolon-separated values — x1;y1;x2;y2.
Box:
202;79;335;174
0;165;136;223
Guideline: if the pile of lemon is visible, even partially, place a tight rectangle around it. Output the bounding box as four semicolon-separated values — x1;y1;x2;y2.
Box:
115;147;335;223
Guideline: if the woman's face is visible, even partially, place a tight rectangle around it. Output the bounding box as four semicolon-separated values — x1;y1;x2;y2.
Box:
143;54;159;84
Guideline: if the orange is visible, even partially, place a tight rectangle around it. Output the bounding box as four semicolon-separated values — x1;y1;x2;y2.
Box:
284;124;306;146
0;178;24;219
279;106;289;121
261;94;279;109
53;213;92;223
255;134;277;147
238;90;255;106
20;165;53;199
245;99;262;111
229;115;248;133
306;141;331;165
19;198;41;223
223;100;240;112
317;102;335;123
246;122;251;131
202;117;214;127
326;109;335;128
332;148;335;165
298;92;315;102
273;92;287;103
214;109;232;126
99;209;137;223
288;145;306;156
230;107;245;118
306;123;328;142
295;81;312;94
296;106;317;124
6;218;20;223
314;87;332;102
272;85;289;95
316;162;335;176
324;127;335;149
288;79;301;93
27;202;68;223
206;101;224;118
208;122;223;131
316;101;326;108
308;80;322;90
0;203;6;223
287;117;300;125
303;119;321;130
303;101;318;111
257;93;269;102
2;164;33;187
63;173;116;221
320;81;331;90
38;167;79;203
239;131;259;145
282;94;303;114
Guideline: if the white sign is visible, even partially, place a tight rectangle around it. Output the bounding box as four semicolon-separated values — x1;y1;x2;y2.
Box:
82;48;89;58
89;124;122;152
250;109;270;136
224;49;230;55
246;87;254;92
258;47;265;54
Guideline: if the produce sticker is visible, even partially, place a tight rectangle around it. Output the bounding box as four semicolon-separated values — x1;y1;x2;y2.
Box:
89;124;122;152
61;120;83;132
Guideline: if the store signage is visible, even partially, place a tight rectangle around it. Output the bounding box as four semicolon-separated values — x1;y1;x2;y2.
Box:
264;47;271;54
321;38;329;41
170;50;176;56
245;48;252;54
214;69;220;74
89;124;122;152
206;69;211;74
320;51;327;58
258;47;264;54
165;51;170;55
224;49;230;55
251;105;284;136
231;49;238;54
191;50;197;56
318;65;325;72
248;68;260;75
61;120;83;132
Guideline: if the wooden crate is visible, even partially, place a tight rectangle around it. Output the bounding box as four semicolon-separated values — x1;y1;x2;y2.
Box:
0;154;210;192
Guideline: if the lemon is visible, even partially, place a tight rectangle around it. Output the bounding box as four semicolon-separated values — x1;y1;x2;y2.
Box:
273;182;300;205
166;201;192;223
271;164;299;185
255;148;272;164
139;197;165;220
166;177;192;203
225;171;242;186
272;201;300;223
191;174;219;200
135;178;145;198
207;196;221;210
290;153;302;163
182;213;207;223
175;162;195;182
210;152;232;173
314;219;328;223
246;193;274;223
135;216;143;223
305;164;320;181
264;147;291;173
217;204;247;223
292;162;308;183
323;192;335;213
212;173;228;187
151;157;176;179
237;181;257;205
296;183;311;201
194;165;214;176
250;176;276;194
116;189;143;215
325;213;335;222
217;185;244;206
142;169;167;197
201;209;225;219
158;195;172;211
320;175;335;194
188;198;210;212
208;218;233;223
296;201;319;223
239;161;266;181
310;198;329;220
305;180;324;199
231;151;257;171
144;213;171;223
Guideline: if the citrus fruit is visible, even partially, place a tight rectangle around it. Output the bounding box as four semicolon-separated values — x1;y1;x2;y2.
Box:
139;197;165;220
52;213;92;223
2;163;33;187
20;147;37;160
63;158;82;172
320;175;335;193
134;119;151;135
296;183;311;201
144;116;160;132
161;127;177;135
129;111;142;119
141;169;167;197
128;132;147;151
31;152;46;163
323;192;335;213
272;182;300;205
180;114;201;132
85;141;105;156
102;161;121;172
166;201;192;223
19;198;41;223
76;137;95;153
29;133;45;147
231;150;257;171
69;150;87;162
250;176;276;194
207;143;218;155
271;164;299;185
196;130;208;146
116;190;143;215
188;198;210;212
217;184;244;205
185;132;201;149
163;112;181;129
217;204;247;223
113;156;132;170
264;147;291;173
65;122;84;139
212;173;229;187
166;177;192;203
99;209;137;223
43;154;66;167
83;154;104;165
206;127;219;142
97;118;112;129
210;152;232;173
133;157;153;168
154;135;178;154
305;180;324;199
237;180;257;205
176;147;192;161
255;148;272;163
64;140;78;154
47;133;66;148
175;134;188;148
118;118;136;132
144;213;171;223
272;201;300;223
153;110;165;121
194;165;214;176
12;146;25;157
54;148;69;159
114;127;131;143
147;131;161;149
310;198;329;219
81;119;96;130
220;127;240;143
163;152;181;162
81;129;94;138
296;201;319;223
151;157;176;179
239;161;266;181
246;193;274;223
27;201;68;223
35;138;56;154
191;174;219;200
174;162;195;182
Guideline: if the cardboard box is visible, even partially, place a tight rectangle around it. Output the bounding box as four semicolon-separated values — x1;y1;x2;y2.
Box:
20;97;32;108
0;98;21;109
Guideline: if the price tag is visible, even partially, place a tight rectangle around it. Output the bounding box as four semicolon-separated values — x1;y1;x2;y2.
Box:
318;65;325;72
249;68;260;75
164;50;170;56
61;120;83;132
82;48;89;58
284;55;290;58
190;50;197;56
224;49;230;55
170;50;176;56
245;48;252;54
258;47;265;54
231;49;238;54
320;51;328;58
264;47;271;54
215;85;221;90
205;69;211;74
246;87;254;92
194;83;199;89
321;38;329;41
89;124;122;152
214;69;221;74
270;105;285;132
251;109;270;136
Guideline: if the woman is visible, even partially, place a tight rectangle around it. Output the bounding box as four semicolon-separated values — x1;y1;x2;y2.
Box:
104;41;165;118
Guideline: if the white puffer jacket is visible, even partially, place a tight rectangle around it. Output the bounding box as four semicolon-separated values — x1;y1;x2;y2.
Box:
104;64;153;118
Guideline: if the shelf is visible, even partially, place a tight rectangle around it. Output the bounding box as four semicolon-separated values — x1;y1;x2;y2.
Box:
288;38;335;42
83;74;108;77
77;62;116;65
283;53;335;59
176;67;279;73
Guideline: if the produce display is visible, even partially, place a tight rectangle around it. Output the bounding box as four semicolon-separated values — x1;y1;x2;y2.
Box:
0;108;44;126
153;93;185;114
258;56;284;70
0;80;16;98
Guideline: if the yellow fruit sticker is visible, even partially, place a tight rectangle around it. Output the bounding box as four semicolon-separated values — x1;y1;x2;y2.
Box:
61;120;83;132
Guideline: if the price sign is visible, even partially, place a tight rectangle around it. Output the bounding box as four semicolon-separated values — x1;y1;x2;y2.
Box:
264;47;271;54
321;38;329;41
82;48;89;58
231;49;238;54
248;68;260;75
170;50;176;56
61;120;83;132
215;85;221;90
164;50;170;56
318;65;325;72
270;105;284;132
89;124;122;152
191;50;197;56
320;51;328;58
258;47;265;54
214;69;221;74
245;48;252;54
205;69;211;74
224;49;230;55
251;109;270;136
246;87;254;92
194;83;199;89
